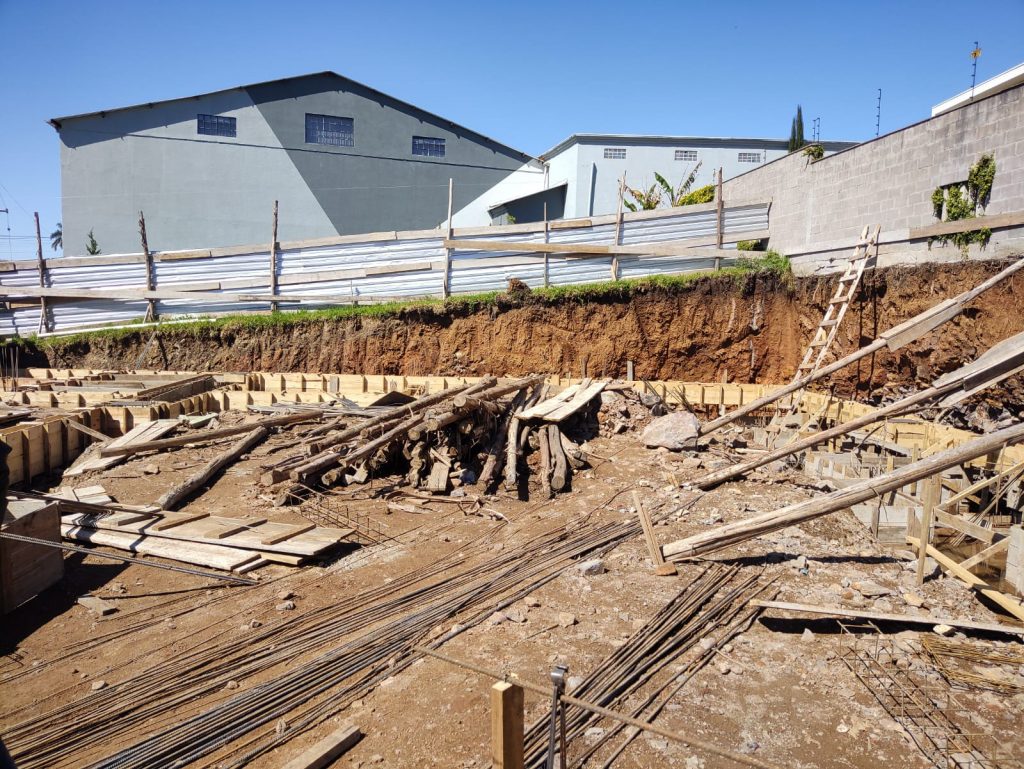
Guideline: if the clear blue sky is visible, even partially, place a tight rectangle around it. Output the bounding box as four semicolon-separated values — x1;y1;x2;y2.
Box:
1;0;1021;258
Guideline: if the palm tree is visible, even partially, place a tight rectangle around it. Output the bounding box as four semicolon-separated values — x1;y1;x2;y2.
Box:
49;222;62;252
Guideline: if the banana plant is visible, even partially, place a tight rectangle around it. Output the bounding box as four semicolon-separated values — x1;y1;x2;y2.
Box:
623;183;662;212
655;161;703;207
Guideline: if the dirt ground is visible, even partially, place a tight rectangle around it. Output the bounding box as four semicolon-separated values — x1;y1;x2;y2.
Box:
2;406;1022;769
32;261;1024;410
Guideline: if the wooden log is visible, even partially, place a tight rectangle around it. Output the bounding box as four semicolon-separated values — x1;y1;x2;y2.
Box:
318;413;424;485
305;379;491;454
491;682;524;769
700;257;1024;436
478;390;528;488
559;433;587;470
503;416;523;491
537;426;552;500
426;460;450;493
156;427;268;510
100;411;316;458
663;421;1024;561
547;424;569;492
281;724;362;769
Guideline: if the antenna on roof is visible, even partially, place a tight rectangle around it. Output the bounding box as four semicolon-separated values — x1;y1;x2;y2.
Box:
970;42;982;101
875;89;882;137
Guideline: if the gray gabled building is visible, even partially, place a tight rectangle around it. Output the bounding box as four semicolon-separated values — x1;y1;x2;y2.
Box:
50;72;544;255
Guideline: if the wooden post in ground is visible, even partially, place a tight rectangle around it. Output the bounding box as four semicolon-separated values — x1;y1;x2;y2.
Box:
611;174;625;280
715;168;724;269
139;210;156;321
269;200;279;313
34;212;50;333
491;681;524;769
443;178;454;298
917;474;940;585
626;360;634;382
542;201;550;288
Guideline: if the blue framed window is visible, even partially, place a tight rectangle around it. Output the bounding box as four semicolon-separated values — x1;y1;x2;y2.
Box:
197;114;236;137
305;114;354;147
412;136;445;157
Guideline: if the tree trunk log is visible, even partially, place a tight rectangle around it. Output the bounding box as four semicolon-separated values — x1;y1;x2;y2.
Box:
156;426;268;510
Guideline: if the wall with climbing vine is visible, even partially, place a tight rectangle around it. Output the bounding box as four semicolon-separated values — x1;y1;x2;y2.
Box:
719;84;1024;274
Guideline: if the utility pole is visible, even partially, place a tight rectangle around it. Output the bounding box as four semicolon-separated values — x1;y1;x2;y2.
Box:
812;117;821;143
970;42;982;101
875;89;882;137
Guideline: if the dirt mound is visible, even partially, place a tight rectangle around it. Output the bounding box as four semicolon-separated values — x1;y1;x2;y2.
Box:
31;260;1024;404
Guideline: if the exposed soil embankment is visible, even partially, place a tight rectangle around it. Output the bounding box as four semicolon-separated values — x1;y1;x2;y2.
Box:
30;260;1024;404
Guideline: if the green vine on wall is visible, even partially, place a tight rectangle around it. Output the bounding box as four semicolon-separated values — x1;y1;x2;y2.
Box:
929;153;995;257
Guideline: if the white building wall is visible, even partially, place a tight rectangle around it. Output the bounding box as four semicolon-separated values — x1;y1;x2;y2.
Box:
564;141;789;217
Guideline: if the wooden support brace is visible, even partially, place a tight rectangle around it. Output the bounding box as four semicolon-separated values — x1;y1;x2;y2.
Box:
269;200;279;313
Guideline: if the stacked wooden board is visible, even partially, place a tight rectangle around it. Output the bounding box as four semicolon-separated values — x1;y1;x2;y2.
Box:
62;510;355;573
519;379;607;422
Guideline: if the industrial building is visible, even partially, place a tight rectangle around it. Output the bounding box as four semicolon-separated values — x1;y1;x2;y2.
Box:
50;72;545;254
489;134;857;224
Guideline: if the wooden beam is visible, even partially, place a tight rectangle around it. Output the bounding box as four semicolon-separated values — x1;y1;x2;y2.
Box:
959;537;1010;572
907;536;1024;622
443;178;454;298
64;418;109;443
280;724;362;769
917;475;940;585
155;427;268;510
632;489;665;566
443;237;742;260
751;599;1024;636
909;209;1024;240
933;509;1002;544
491;681;524;769
715;167;724;265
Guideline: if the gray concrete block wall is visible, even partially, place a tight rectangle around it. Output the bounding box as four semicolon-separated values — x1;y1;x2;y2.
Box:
722;86;1024;274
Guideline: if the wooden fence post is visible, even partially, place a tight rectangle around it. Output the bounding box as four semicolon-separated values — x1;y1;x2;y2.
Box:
543;201;550;288
34;212;50;333
443;179;453;299
715;167;724;269
491;681;524;769
269;200;279;313
138;211;157;322
612;174;625;281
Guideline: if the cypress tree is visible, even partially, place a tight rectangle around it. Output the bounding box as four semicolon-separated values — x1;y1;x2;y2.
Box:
787;105;806;152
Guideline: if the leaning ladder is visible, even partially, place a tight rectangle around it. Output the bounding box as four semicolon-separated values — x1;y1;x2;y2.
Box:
765;225;880;445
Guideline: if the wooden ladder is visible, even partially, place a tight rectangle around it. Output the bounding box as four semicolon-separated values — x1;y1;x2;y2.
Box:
765;225;880;445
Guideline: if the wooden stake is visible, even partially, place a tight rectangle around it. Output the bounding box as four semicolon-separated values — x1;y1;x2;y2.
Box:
269;200;279;313
34;212;50;333
491;681;524;769
626;360;634;382
917;475;940;585
444;178;454;298
547;425;569;492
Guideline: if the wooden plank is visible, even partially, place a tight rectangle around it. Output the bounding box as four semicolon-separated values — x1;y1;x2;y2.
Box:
542;380;607;422
444;237;742;260
909;209;1024;239
64;418;109;442
491;682;524;769
518;384;581;420
64;419;180;476
281;724;363;769
632;489;665;567
933;509;1001;544
752;599;1024;636
959;537;1010;572
61;524;259;572
907;536;1024;622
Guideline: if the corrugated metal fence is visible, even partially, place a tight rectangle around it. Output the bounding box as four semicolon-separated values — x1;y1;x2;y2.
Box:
0;201;768;336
